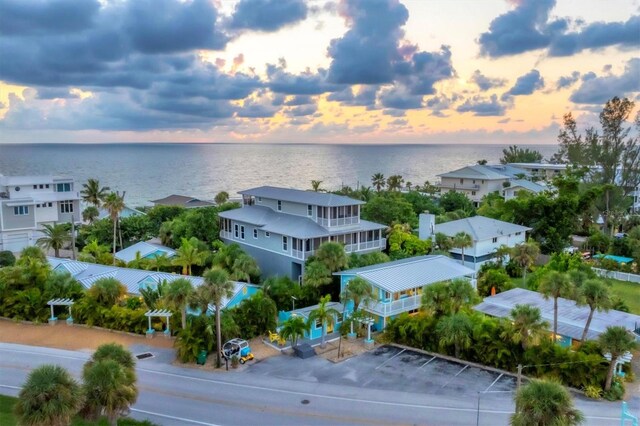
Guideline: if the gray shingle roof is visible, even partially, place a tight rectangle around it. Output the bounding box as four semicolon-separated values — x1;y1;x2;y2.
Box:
474;288;640;341
219;205;386;238
47;257;251;309
336;255;475;293
435;215;531;241
239;186;365;207
437;165;510;180
115;241;175;262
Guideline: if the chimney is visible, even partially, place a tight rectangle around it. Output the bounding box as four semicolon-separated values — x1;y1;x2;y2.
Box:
419;212;436;240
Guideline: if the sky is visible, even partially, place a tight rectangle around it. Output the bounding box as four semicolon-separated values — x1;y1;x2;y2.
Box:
0;0;638;144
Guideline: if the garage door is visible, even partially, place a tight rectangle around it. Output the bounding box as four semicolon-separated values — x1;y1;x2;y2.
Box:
2;233;30;253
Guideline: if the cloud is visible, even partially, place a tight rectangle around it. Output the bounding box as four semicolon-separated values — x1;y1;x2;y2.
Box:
228;0;308;32
479;0;639;57
327;86;378;107
379;86;423;109
284;104;318;117
425;93;461;117
34;87;81;100
0;0;100;36
266;63;341;95
456;94;507;116
556;71;580;90
470;70;507;91
570;58;640;104
501;69;544;100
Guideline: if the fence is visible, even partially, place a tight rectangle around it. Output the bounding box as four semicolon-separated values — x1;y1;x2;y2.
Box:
593;268;640;283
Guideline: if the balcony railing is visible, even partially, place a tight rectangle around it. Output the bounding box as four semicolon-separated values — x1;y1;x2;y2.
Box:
344;238;387;253
220;230;233;239
365;294;421;316
437;181;480;191
317;216;359;227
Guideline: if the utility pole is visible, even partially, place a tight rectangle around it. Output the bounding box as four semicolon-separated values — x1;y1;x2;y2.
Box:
516;364;523;390
71;215;76;260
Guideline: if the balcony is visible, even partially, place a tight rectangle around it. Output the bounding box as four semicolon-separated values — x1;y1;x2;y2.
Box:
344;238;387;253
365;294;421;316
437;181;480;191
317;216;359;227
220;230;233;239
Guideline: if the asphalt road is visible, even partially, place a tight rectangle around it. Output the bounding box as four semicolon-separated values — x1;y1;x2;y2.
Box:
0;343;627;425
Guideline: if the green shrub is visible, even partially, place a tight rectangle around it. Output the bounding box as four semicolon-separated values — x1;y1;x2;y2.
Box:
603;379;625;401
477;268;513;296
584;385;602;399
0;251;16;267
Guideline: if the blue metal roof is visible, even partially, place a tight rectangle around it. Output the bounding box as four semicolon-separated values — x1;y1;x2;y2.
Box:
239;186;365;207
115;241;175;262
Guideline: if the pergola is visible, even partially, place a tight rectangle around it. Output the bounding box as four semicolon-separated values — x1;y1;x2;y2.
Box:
144;309;172;336
47;298;74;323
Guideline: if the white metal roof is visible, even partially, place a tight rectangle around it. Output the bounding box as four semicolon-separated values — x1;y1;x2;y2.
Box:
437;165;510;180
336;255;475;293
115;241;175;262
239;186;365;207
435;215;531;241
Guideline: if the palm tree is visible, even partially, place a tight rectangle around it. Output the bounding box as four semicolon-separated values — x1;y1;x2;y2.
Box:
14;364;84;426
435;232;453;251
18;245;48;264
371;173;385;192
358;185;373;202
341;276;374;312
146;252;172;272
127;251;148;270
212;242;244;273
173;238;207;275
578;279;611;343
201;268;235;368
87;343;136;371
214;191;229;204
103;191;125;263
448;279;478;313
315;241;348;273
87;277;126;307
82;359;137;426
436;312;473;358
81;178;110;208
82;206;100;224
231;253;260;283
511;379;584;426
303;260;332;287
310;180;324;192
280;315;308;347
539;271;572;341
452;232;473;266
308;295;340;348
421;281;451;316
164;278;194;329
386;174;404;191
36;223;70;257
494;244;511;265
511;240;540;287
598;326;637;391
503;304;549;350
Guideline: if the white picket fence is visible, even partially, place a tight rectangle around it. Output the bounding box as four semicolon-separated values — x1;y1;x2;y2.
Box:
593;268;640;283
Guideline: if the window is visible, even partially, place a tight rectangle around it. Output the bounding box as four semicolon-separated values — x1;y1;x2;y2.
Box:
472;180;476;184
515;232;522;236
315;318;322;328
282;236;288;251
240;226;245;240
265;231;270;238
33;185;37;189
60;200;74;214
234;224;239;238
253;229;258;239
36;204;41;208
336;312;344;323
56;183;71;192
460;178;464;184
45;184;49;189
492;237;498;243
48;202;52;207
277;200;282;211
39;184;44;189
471;191;476;196
14;186;20;192
307;205;312;216
257;197;262;202
14;206;29;215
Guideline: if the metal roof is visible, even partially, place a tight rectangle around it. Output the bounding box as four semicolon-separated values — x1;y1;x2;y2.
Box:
239;186;365;207
437;165;510;180
435;215;531;241
219;205;386;238
474;288;640;341
506;179;547;193
47;257;252;309
150;194;215;207
289;302;345;319
115;241;176;262
485;164;531;179
0;175;73;186
336;255;475;293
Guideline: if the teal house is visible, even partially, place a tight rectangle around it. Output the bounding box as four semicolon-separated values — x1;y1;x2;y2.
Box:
335;255;476;331
278;302;347;340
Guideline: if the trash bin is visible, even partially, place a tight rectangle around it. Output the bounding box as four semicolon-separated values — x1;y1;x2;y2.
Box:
196;350;208;365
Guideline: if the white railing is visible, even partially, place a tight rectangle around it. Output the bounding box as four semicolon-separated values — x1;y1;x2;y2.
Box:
220;230;233;239
343;238;387;253
593;268;640;283
317;217;359;227
292;249;304;260
366;294;421;316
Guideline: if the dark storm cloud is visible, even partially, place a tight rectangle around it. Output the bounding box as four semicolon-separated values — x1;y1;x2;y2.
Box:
570;58;640;104
0;0;100;36
228;0;308;32
456;94;506;116
35;87;80;100
501;69;544;100
470;70;507;91
556;71;580;90
479;0;639;57
379;86;423;109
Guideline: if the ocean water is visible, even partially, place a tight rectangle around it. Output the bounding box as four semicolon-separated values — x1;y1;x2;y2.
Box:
0;143;558;206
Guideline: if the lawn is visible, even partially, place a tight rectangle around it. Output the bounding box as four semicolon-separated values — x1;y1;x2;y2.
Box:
0;394;155;426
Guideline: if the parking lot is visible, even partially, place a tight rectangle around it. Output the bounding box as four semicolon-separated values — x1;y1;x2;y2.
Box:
247;344;516;399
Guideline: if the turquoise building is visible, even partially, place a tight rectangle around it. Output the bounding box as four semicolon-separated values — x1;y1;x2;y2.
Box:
335;255;476;331
278;302;347;340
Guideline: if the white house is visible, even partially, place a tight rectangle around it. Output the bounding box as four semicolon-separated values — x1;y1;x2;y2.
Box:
502;179;548;200
436;165;512;206
419;214;531;270
507;163;567;181
0;175;80;253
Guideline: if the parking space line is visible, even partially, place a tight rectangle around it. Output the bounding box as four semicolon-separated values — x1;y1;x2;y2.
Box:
374;349;406;370
484;373;503;392
441;365;469;388
418;356;436;369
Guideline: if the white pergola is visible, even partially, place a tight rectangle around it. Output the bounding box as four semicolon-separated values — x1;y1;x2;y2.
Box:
144;309;172;335
47;298;74;321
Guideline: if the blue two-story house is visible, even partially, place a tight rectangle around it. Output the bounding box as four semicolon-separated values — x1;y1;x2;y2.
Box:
219;186;387;281
335;255;476;331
